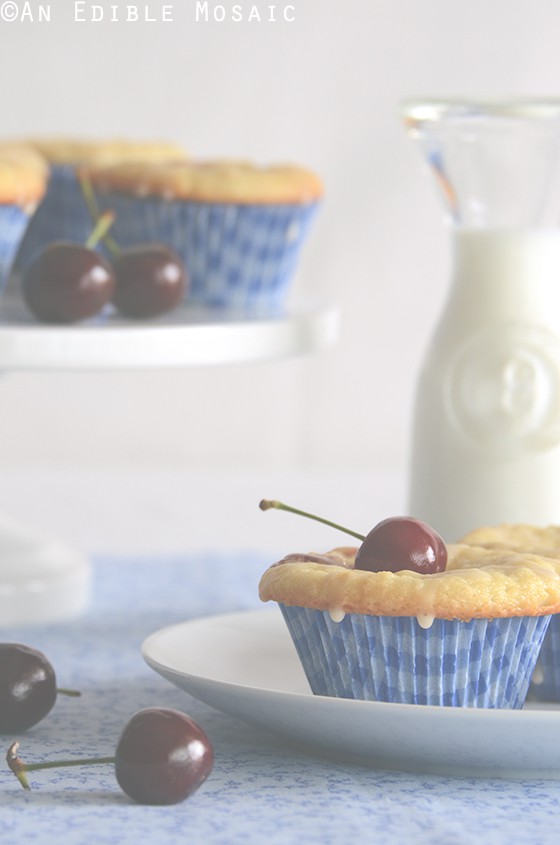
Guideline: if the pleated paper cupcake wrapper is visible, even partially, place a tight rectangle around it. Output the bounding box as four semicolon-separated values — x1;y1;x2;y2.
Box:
529;615;560;702
13;165;93;272
94;193;320;311
0;204;32;294
280;605;551;708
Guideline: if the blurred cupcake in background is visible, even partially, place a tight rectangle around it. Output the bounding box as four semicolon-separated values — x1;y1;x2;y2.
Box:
12;138;187;269
0;143;47;295
83;159;323;311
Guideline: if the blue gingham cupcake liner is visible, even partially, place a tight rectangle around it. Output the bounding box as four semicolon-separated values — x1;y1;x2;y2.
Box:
529;616;560;702
0;204;34;294
280;604;551;708
13;165;93;271
94;193;321;311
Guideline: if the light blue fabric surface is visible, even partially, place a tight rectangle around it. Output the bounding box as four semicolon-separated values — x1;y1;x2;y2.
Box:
1;553;560;845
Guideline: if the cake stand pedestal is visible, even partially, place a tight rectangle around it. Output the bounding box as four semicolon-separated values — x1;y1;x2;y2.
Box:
0;300;338;626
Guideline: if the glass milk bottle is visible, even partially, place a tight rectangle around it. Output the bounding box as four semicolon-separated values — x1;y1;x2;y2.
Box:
403;99;560;541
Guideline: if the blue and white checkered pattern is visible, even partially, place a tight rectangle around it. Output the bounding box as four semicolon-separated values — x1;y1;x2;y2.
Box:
13;165;93;271
95;193;320;311
0;204;32;292
280;605;550;708
529;615;560;702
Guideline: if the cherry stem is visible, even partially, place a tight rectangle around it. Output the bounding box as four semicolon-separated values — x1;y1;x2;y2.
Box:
57;688;81;698
78;170;121;257
85;210;115;250
7;741;114;791
259;499;365;541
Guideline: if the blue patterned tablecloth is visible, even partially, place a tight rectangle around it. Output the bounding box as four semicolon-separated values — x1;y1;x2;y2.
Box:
1;553;560;845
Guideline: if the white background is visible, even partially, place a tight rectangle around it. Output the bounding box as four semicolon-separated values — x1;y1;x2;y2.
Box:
0;1;558;551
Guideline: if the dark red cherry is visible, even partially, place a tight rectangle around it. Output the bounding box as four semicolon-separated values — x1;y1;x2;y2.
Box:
260;500;447;575
7;707;213;803
23;242;115;323
354;516;447;574
0;644;57;733
112;244;187;318
115;708;213;805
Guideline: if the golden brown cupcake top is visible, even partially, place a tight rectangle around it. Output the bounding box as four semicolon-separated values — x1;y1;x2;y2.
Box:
18;138;187;167
83;159;324;204
259;544;560;622
460;524;560;556
0;143;48;208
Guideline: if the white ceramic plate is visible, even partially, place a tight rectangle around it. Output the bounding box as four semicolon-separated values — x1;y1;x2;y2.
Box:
142;608;560;778
0;297;337;370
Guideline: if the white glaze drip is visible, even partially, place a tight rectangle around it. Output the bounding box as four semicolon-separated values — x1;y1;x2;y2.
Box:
416;614;435;629
532;661;545;685
329;607;346;623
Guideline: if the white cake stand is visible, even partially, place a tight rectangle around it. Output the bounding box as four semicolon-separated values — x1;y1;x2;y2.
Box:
0;299;338;626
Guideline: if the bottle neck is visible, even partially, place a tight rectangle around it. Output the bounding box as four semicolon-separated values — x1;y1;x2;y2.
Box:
447;228;560;325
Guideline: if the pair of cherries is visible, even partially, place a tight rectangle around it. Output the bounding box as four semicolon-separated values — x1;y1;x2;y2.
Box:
2;643;213;805
259;500;448;574
23;212;187;324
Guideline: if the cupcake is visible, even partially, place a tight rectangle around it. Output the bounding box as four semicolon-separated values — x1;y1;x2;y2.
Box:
0;143;47;295
460;523;560;703
12;138;187;270
83;159;323;311
259;541;560;708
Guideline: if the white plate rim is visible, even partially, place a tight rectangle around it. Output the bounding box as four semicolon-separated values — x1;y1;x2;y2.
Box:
142;607;560;778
